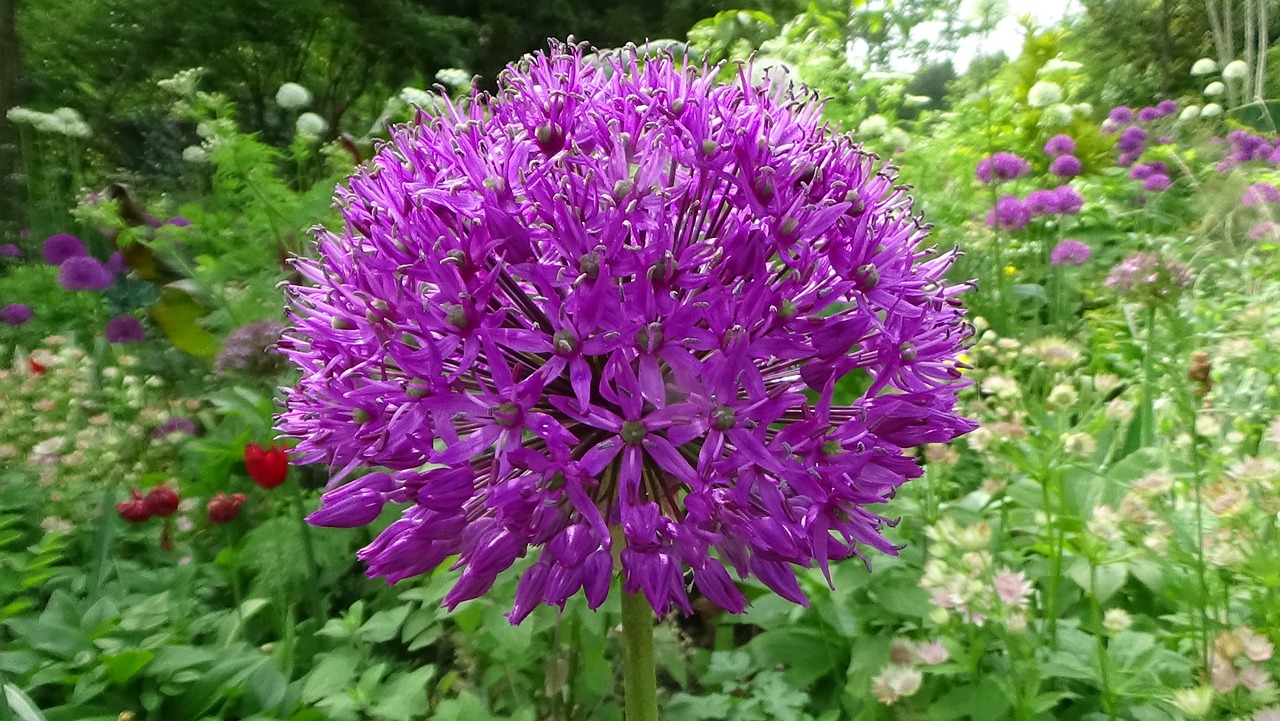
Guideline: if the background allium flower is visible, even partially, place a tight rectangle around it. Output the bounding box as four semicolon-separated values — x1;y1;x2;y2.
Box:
1051;185;1084;215
1179;105;1201;121
275;81;312;109
1137;106;1160;122
214;320;288;377
1143;174;1172;192
1222;60;1248;81
42;233;86;265
105;252;126;274
280;44;976;621
1117;126;1147;152
1191;58;1218;76
1049;154;1081;178
1155;99;1178;116
987;194;1030;230
1105;252;1193;302
1108;106;1134;123
164;217;192;228
0;243;21;258
1043;134;1075;157
57;256;113;291
152;417;198;438
296;112;328;137
857;114;889;138
1242;182;1280;207
105;316;146;344
1050;239;1091;266
976;152;1031;184
1027;81;1063;108
1204;82;1225;98
1;303;33;325
1249;222;1279;242
1024;189;1058;216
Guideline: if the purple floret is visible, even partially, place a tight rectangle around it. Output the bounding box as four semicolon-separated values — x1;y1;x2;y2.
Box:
105;316;145;344
1241;182;1280;207
976;152;1032;184
42;233;87;265
987;194;1031;230
0;244;21;258
1049;155;1082;178
57;256;113;291
1050;240;1091;266
1044;135;1076;157
1;303;33;326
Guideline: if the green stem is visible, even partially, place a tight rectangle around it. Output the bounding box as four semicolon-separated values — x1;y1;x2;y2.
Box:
619;590;658;721
288;479;326;623
1138;305;1158;447
1089;564;1117;719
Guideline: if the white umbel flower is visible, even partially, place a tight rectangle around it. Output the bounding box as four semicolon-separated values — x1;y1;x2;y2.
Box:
1204;81;1225;97
882;127;910;149
399;87;434;107
1179;105;1201;121
1027;81;1063;108
1041;58;1082;74
902;94;931;107
1073;102;1094;118
181;145;208;163
434;68;471;88
1190;58;1218;76
1041;103;1073;126
51;107;91;138
1222;60;1248;81
275;82;312;109
857;114;889;138
295;112;328;137
1200;103;1223;117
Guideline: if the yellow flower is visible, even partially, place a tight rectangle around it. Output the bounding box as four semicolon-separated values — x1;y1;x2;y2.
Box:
1003;265;1017;277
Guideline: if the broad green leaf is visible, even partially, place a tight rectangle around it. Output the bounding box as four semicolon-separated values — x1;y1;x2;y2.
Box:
2;683;47;721
150;285;220;359
101;649;154;685
301;649;360;704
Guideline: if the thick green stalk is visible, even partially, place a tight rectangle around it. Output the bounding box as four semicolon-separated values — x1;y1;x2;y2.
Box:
288;479;326;623
619;590;658;721
1138;304;1158;447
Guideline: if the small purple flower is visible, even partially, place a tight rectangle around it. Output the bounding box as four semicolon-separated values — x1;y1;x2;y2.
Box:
1049;155;1082;178
279;44;977;621
1108;106;1134;123
1155;100;1178;117
1117;127;1147;153
1050;240;1091;266
1052;185;1085;215
1157;135;1173;145
105;316;145;344
1143;174;1172;192
1249;222;1279;242
164;217;192;228
57;256;113;291
1241;182;1280;207
1044;135;1076;157
1024;189;1059;216
151;417;198;438
976;152;1032;184
1;303;33;325
105;252;126;274
987;194;1031;230
1117;150;1142;167
1128;162;1168;181
215;320;289;377
42;233;87;265
0;244;21;258
1137;107;1160;122
1105;252;1192;302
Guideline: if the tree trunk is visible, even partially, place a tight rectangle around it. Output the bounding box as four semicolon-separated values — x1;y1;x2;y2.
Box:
0;0;20;227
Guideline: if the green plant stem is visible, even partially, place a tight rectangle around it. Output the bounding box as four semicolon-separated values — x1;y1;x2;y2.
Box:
1138;304;1158;447
288;479;326;623
619;590;658;721
1186;398;1212;674
1089;563;1117;720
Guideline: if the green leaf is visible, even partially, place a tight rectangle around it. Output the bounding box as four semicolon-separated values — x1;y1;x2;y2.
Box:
370;666;436;721
667;692;733;721
150;285;220;359
101;649;154;685
301;649;360;704
359;605;411;644
2;683;47;721
926;677;1011;721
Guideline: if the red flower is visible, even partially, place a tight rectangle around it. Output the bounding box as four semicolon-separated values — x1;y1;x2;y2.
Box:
244;443;289;489
144;486;180;517
115;489;152;524
207;492;247;524
28;358;46;375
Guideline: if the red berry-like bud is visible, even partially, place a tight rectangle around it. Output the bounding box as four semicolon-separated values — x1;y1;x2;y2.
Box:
28;357;47;375
115;489;152;524
144;485;180;517
207;492;247;524
243;443;289;489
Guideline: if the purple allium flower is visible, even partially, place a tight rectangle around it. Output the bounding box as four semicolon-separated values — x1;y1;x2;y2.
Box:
215;320;288;377
57;256;113;291
0;244;21;258
1;303;32;325
1137;107;1160;122
1117;150;1141;167
1128;161;1168;181
1157;135;1173;145
987;194;1031;230
1108;106;1134;123
278;44;977;621
975;152;1032;184
42;233;86;265
1242;182;1280;207
1155;99;1178;117
1044;135;1076;157
1249;222;1279;242
164;217;192;228
1051;185;1085;215
1117;127;1147;153
1050;239;1091;266
1049;155;1082;178
151;417;198;438
1105;252;1192;302
1024;189;1058;216
105;316;145;344
105;252;126;274
1143;174;1172;192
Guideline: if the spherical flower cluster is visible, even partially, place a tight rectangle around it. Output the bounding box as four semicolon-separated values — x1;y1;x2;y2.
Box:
214;320;288;377
1190;58;1218;76
1027;81;1063;108
1117;126;1147;153
975;152;1031;184
42;233;86;265
1142;174;1172;192
296;112;329;137
1216;130;1277;172
1105;252;1192;303
57;256;113;291
987;195;1031;231
1249;222;1280;242
1043;134;1076;157
105;316;146;344
0;244;21;258
1204;81;1226;98
280;44;976;620
857;115;889;138
1050;239;1091;266
1128;161;1168;180
151;417;198;439
6;106;92;138
276;82;313;109
1049;155;1081;178
1;303;33;325
1222;60;1249;81
1179;106;1201;122
1242;182;1280;207
435;68;472;88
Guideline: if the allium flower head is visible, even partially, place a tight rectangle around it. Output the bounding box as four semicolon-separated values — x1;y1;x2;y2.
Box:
1155;99;1178;116
105;316;145;344
1137;106;1160;122
215;320;288;377
0;244;21;258
42;233;86;265
1249;221;1279;242
1051;185;1084;215
296;112;329;137
1143;174;1172;192
1108;106;1133;123
1024;189;1058;216
279;44;976;621
1105;252;1192;303
1191;58;1218;76
975;152;1031;184
57;256;113;291
1179;105;1201;122
1050;239;1091;266
1027;81;1063;108
987;194;1031;230
857;115;889;138
1;303;33;325
1049;154;1081;178
1222;60;1249;81
1043;134;1075;157
1117;126;1147;152
152;417;198;438
1204;82;1225;98
276;82;313;109
1242;182;1280;207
